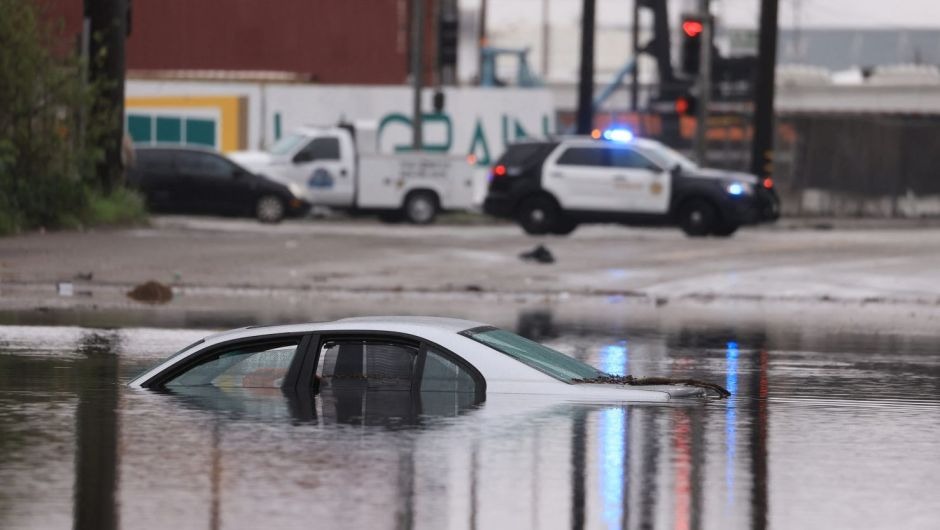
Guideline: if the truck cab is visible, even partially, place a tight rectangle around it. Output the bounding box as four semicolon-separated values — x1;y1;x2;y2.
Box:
483;131;780;236
231;123;474;224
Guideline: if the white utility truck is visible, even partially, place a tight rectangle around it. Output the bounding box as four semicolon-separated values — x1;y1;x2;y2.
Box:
230;122;474;224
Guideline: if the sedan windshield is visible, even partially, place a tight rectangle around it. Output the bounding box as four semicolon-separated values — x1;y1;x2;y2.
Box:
461;327;604;383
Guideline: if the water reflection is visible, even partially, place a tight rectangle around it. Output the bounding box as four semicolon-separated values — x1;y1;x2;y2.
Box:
0;315;938;529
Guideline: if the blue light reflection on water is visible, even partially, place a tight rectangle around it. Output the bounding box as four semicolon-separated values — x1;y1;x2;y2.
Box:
598;341;630;529
725;341;740;506
599;408;626;530
601;342;628;376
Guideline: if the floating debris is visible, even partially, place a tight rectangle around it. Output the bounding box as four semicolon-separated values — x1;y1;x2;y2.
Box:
127;281;173;305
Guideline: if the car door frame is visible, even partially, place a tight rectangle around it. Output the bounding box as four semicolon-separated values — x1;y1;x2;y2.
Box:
137;332;315;389
295;330;486;402
287;134;355;207
543;145;636;213
607;145;672;214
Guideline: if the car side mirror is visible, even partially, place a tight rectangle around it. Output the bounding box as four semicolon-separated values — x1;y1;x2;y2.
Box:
670;164;682;177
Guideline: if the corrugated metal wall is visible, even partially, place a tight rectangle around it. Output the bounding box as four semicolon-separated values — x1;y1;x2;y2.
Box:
40;0;439;85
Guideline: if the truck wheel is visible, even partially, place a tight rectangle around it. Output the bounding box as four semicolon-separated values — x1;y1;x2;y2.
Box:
518;196;560;235
256;195;286;224
551;217;579;236
403;191;438;224
711;222;739;237
677;199;717;237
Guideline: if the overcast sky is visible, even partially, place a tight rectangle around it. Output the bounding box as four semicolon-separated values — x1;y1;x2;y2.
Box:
481;0;940;30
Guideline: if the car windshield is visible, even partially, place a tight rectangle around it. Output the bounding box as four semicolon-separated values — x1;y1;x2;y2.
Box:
267;133;307;156
461;327;604;383
636;142;698;172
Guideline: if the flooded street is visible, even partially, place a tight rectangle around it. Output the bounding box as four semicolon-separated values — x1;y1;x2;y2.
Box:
1;311;937;530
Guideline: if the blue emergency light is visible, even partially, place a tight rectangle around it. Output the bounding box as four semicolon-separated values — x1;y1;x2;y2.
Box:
601;128;634;143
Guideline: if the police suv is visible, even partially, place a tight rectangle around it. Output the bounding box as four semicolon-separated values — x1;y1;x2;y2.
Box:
483;130;779;236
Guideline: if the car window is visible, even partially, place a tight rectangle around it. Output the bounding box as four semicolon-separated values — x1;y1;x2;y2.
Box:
609;148;659;170
496;143;557;168
460;327;603;383
166;339;301;388
175;151;236;178
556;147;608;167
293;137;340;163
316;339;418;391
421;348;477;393
136;150;176;175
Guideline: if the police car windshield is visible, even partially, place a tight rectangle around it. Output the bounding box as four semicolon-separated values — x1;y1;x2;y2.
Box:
268;133;307;156
460;327;604;383
637;142;698;172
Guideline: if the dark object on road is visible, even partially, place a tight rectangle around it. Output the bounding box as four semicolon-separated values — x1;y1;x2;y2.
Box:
519;244;555;264
127;281;173;305
73;272;94;281
128;146;310;223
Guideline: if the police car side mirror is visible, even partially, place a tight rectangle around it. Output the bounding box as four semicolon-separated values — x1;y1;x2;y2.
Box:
670;164;682;177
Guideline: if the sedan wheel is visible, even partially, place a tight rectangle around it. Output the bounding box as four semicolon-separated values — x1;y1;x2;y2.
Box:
256;195;286;224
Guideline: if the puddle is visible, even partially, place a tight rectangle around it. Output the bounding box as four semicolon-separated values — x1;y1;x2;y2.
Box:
0;311;938;529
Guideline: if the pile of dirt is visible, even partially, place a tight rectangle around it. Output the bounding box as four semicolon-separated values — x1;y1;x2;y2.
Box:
126;281;173;305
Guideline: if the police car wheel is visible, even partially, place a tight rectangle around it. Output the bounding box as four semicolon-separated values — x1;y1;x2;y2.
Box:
551;217;579;236
711;222;739;237
678;199;717;237
518;196;559;235
256;195;286;224
403;192;438;225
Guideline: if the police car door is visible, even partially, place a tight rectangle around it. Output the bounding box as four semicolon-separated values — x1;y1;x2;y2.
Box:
545;146;635;212
608;146;670;213
287;135;354;206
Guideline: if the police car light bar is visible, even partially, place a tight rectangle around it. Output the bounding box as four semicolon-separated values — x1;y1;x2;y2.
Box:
601;128;634;143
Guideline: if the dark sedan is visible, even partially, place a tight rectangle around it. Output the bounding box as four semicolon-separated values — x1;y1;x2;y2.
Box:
128;146;310;223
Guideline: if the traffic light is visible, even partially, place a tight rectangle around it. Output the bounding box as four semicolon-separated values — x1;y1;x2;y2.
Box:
679;14;704;77
438;13;458;70
675;94;697;116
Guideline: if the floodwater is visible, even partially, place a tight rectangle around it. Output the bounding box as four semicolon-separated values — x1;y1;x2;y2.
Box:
0;310;938;530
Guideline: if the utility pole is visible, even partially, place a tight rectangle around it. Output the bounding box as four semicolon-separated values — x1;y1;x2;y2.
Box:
541;0;551;78
750;0;779;179
629;0;640;112
478;0;488;83
84;0;128;193
576;0;596;135
693;0;713;164
411;0;425;150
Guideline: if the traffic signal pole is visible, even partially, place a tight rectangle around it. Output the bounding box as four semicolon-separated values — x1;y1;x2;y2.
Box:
750;0;779;179
576;0;596;134
693;0;712;164
411;0;425;150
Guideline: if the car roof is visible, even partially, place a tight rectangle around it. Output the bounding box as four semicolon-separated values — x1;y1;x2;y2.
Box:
203;316;486;343
554;136;664;150
135;145;223;155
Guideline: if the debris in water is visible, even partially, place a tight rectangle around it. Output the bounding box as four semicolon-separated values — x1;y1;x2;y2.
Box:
127;281;173;304
519;244;555;264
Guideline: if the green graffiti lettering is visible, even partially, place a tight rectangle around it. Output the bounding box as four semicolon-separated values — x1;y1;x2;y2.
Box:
468;118;491;166
377;112;453;153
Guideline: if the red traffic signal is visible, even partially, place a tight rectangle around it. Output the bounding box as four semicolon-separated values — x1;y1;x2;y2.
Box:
675;95;697;115
682;20;704;38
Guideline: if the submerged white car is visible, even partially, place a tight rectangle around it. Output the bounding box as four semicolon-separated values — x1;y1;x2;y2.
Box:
130;316;729;402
